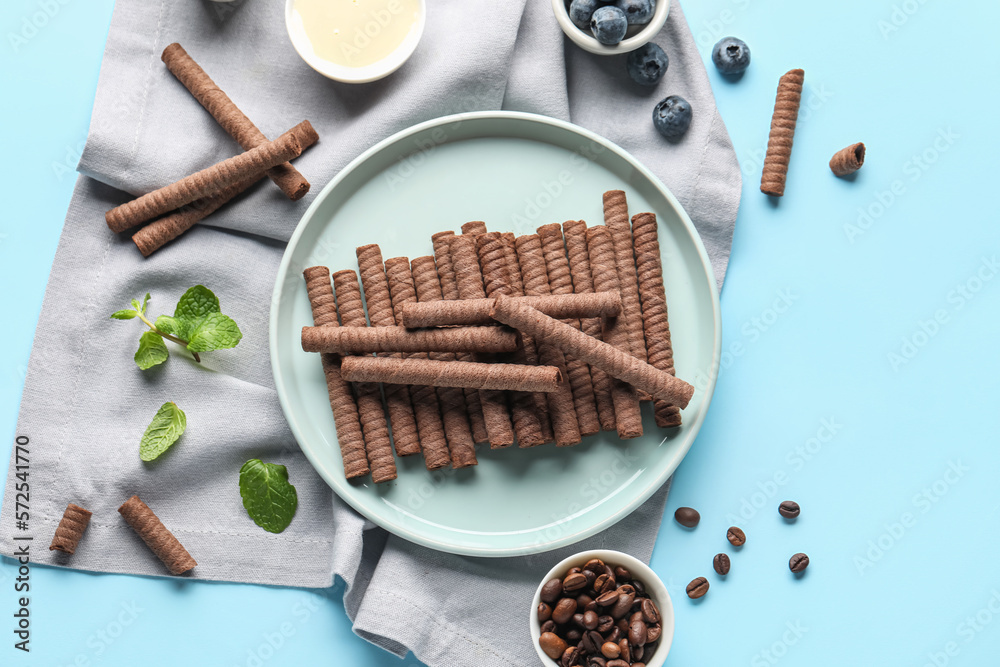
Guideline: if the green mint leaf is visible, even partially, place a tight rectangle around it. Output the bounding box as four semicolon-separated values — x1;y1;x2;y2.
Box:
239;459;298;533
187;312;243;353
174;285;220;324
111;309;138;320
140;293;151;316
134;331;169;370
139;402;187;462
154;315;183;338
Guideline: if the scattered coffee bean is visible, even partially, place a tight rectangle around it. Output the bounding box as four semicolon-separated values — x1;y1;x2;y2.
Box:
640;599;660;624
540;632;569;660
713;553;731;575
686;576;710;599
541;578;563;604
553;598;578;624
674;506;700;528
629;620;648;646
727;526;746;547
779;500;801;519
601;641;620;659
564;571;589;594
538;602;553;623
789;552;809;573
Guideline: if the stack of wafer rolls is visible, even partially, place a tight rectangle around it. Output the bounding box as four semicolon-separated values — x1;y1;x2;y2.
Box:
299;190;692;481
106;42;319;256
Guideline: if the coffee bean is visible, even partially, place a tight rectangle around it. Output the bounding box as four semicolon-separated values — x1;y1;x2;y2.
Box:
779;500;801;519
572;613;586;628
789;552;809;573
583;610;599;631
641;599;660;624
561;645;582;667
686;576;709;599
593;573;612;594
582;629;604;653
674;506;700;528
540;632;568;660
646;624;661;643
632;644;644;661
564;572;589;594
631;579;646;597
606;660;630;667
713;552;731;575
566;628;582;643
541;620;556;634
538;602;552;623
618;639;630;663
587;657;606;667
584;601;598;614
605;627;621;644
610;590;634;619
727;526;746;547
629;611;644;625
597;615;614;633
614;566;631;581
601;641;620;659
584;558;605;573
595;589;619;607
616;618;629;635
629;619;648;646
553;598;578;624
617;584;635;597
632;664;645;667
569;566;582;575
541;578;563;604
630;599;643;614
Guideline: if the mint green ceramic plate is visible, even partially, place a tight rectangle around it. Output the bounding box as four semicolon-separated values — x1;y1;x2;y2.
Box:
270;111;721;557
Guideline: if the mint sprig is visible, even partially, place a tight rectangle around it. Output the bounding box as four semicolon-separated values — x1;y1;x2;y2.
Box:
140;401;187;461
110;285;242;370
239;459;299;534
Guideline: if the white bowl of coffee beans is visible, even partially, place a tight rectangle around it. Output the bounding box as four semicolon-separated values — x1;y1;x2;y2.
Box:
531;549;674;667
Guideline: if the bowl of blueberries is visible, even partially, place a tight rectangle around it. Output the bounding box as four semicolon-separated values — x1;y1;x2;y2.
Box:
553;0;668;55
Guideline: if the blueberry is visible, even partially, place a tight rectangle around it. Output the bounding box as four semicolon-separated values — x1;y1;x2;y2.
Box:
712;37;751;75
652;95;692;140
568;0;603;31
626;42;668;86
590;6;628;45
615;0;655;25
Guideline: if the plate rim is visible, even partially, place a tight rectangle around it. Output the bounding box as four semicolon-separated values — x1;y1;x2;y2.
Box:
269;110;723;557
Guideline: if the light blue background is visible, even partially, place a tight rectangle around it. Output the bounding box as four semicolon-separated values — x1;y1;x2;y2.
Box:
2;0;998;665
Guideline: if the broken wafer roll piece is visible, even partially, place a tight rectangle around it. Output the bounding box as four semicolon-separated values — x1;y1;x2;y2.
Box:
829;142;866;176
303;266;370;479
490;296;695;408
341;357;563;393
49;503;92;555
401;293;621;328
761;69;805;197
161;43;316;200
106;128;303;232
301;325;518;354
118;496;197;575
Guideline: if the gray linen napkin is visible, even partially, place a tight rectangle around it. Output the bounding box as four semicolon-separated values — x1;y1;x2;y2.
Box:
0;0;740;664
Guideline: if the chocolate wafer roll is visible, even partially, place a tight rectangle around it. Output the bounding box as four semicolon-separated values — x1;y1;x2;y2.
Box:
603;190;648;363
829;142;866;177
131;176;261;257
503;232;554;445
49;503;92;554
301;325;517;354
477;232;544;448
432;231;488;444
161;43;316;201
538;223;601;437
118;496;196;575
452;233;514;448
564;221;616;432
105;129;303;232
761;69;805;197
341;357;562;392
411;255;478;468
357;245;421;457
631;213;682;428
384;257;451;471
461;220;488;236
490;297;695;407
401;293;620;328
587;226;642;439
303;266;370;479
516;234;582;447
333;270;397;483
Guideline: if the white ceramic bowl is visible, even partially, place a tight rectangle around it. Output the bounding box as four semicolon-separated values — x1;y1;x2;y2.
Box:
284;0;426;83
530;550;674;666
552;0;669;55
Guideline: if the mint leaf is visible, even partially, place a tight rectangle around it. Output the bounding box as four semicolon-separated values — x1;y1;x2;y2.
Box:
134;331;169;370
111;309;137;320
140;402;187;462
140;292;151;315
187;312;243;353
175;285;220;324
154;315;183;338
239;459;298;533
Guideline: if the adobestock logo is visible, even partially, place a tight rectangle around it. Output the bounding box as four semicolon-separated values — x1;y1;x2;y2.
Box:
7;0;73;53
749;620;809;667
